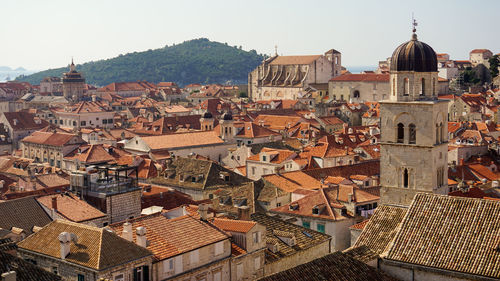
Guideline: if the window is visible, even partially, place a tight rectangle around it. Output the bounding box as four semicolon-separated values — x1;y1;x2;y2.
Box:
253;231;261;243
262;155;267;162
52;266;58;275
103;119;108;124
78;274;85;281
302;221;310;229
254;256;261;270
403;168;409;188
214;241;224;255
80;121;86;126
133;266;149;281
403;78;409;95
392;78;396;96
421;78;425;95
251;167;256;175
397;123;404;143
353;90;360;98
409;124;416;144
317;224;325;233
190;249;199;264
164;258;174;272
114;274;124;281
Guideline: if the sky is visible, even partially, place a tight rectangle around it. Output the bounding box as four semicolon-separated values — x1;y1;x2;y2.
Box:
2;0;499;70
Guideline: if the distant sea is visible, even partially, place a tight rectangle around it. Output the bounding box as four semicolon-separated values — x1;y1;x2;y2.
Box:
346;66;377;74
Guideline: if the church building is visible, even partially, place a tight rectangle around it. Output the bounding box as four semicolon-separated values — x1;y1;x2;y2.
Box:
62;59;86;101
379;28;449;206
248;49;342;101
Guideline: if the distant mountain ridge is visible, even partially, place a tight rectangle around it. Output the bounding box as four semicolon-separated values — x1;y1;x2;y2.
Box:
16;38;266;87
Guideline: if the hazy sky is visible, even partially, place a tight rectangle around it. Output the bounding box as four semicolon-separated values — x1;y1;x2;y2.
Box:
2;0;499;70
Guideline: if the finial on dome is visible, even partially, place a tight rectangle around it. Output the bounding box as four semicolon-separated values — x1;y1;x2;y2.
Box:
411;14;418;40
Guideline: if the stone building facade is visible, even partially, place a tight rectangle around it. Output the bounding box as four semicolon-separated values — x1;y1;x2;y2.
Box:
379;31;449;206
62;60;86;102
248;49;342;101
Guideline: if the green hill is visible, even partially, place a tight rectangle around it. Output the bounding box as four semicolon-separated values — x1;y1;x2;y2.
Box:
16;38;266;87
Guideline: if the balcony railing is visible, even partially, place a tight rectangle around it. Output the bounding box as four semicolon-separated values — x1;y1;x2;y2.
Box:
87;177;138;194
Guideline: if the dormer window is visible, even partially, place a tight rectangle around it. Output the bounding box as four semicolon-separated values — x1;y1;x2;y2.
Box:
262;155;267;162
312;206;320;215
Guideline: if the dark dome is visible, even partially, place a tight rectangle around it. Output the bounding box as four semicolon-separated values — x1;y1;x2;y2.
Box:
390;34;437;72
202;111;213;119
222;112;233;121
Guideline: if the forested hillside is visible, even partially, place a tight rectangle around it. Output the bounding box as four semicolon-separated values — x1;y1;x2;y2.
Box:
16;38;266;87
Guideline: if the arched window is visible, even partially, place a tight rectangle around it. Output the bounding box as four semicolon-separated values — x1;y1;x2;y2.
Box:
353;90;360;98
403;78;409;96
397;123;404;143
435;124;440;144
421;78;425;95
432;78;436;95
403;168;409;188
392;78;396;96
440;122;444;142
409;124;416;144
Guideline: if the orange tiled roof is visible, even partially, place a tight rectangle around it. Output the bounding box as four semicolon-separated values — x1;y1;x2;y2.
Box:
22;131;83;147
269;55;322;65
210;218;257;233
349;219;369;230
247;148;296;164
236;122;281;139
36;193;106;223
110;213;229;261
141;131;224;151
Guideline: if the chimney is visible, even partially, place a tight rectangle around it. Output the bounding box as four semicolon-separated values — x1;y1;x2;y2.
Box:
51;196;58;211
136;227;147;247
0;180;4;189
238;206;250;221
122;222;133;242
1;271;16;281
459;158;464;166
91;95;97;102
58;232;71;259
198;203;208;221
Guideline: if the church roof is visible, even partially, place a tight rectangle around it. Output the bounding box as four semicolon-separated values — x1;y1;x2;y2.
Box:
269;55;322;65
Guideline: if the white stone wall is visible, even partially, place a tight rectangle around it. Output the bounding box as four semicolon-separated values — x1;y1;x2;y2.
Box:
329;80;390;102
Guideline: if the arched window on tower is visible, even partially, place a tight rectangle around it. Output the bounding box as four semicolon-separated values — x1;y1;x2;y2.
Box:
440;122;444;142
409;124;416;144
397;123;404;143
403;168;409;188
433;78;436;95
421;78;425;95
435;124;440;144
392;78;396;96
353;90;360;98
403;78;409;96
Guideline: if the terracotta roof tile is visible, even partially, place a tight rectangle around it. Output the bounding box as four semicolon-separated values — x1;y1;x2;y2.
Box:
18;220;152;270
386;193;500;279
210;218;257;233
269;55;322;65
110;213;229;261
353;204;407;255
36;193;106;223
260;251;397;281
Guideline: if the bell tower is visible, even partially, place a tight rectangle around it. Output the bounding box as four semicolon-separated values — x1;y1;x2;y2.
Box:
380;24;449;206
